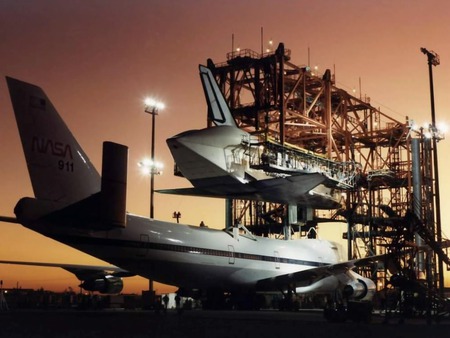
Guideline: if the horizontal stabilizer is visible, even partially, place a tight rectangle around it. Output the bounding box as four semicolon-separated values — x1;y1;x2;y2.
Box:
0;216;19;224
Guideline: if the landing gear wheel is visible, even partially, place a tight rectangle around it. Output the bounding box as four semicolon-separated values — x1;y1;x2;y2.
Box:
324;305;347;322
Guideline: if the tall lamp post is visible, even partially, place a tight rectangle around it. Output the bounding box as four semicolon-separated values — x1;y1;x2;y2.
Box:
143;98;165;219
420;47;444;295
139;98;164;295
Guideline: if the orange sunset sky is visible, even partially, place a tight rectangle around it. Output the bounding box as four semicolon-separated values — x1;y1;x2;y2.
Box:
1;0;450;294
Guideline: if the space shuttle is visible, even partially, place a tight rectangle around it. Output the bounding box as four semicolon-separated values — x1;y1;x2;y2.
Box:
1;74;378;320
163;65;356;209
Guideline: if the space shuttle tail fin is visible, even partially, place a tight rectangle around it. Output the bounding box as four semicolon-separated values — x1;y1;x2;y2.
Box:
6;76;101;210
199;64;237;127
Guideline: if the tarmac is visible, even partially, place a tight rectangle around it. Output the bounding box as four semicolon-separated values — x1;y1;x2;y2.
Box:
1;309;449;338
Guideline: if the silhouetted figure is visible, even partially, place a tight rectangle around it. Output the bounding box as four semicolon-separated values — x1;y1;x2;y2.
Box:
163;294;169;313
175;294;182;315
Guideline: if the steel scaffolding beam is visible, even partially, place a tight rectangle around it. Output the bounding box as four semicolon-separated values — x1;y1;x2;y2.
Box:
201;44;450;320
209;43;410;234
205;44;446;310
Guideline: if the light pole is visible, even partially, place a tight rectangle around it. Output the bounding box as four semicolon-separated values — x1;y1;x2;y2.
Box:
138;157;163;218
140;98;164;296
421;47;444;296
143;98;164;219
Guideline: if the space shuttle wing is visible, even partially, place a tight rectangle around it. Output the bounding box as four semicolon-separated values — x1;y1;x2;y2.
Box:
256;254;386;290
157;173;327;198
158;173;340;208
252;172;327;193
157;186;257;200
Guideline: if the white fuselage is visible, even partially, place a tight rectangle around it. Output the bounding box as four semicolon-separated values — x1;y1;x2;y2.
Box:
31;214;343;293
7;73;375;302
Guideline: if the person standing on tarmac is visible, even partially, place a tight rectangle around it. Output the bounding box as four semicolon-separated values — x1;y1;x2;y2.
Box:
163;294;169;314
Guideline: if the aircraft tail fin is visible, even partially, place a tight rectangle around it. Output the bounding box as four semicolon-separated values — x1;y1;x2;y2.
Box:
6;77;101;209
199;64;237;127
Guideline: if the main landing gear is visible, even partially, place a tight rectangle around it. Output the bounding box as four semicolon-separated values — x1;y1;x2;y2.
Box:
323;291;373;322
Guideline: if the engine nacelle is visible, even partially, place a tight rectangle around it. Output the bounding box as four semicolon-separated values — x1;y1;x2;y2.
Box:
79;275;123;294
342;276;376;301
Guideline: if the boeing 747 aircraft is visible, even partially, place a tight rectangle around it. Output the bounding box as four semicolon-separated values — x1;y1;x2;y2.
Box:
1;73;377;319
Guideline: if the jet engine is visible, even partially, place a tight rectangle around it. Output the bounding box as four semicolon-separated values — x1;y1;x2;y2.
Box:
79;275;123;294
342;276;375;301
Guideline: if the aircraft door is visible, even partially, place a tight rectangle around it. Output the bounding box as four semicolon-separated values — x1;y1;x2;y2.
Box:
228;245;235;264
274;251;280;269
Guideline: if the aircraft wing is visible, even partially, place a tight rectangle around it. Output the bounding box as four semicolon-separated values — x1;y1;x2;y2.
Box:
157;186;255;199
0;260;134;281
256;254;385;290
158;173;340;208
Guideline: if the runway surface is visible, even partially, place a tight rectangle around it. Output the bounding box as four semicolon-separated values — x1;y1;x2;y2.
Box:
0;309;449;338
